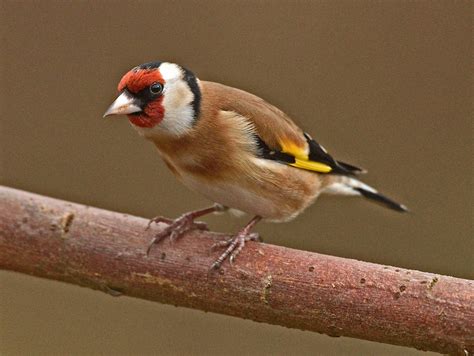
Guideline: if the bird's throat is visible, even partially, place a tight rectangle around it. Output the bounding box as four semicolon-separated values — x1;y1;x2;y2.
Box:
127;99;164;128
127;114;162;128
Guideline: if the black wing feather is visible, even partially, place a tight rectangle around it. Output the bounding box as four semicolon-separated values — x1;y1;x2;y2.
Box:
255;133;363;176
335;161;366;174
304;133;362;175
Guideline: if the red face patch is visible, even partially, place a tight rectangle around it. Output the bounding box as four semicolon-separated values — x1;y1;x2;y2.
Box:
118;68;166;128
128;97;165;128
118;69;164;94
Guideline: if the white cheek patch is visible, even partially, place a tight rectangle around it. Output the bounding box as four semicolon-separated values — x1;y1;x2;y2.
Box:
159;62;183;81
137;62;196;137
157;80;195;135
163;80;193;112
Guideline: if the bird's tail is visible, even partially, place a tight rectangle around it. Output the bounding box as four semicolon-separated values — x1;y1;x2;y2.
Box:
323;176;407;212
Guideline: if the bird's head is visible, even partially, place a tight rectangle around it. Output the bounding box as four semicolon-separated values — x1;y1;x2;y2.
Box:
104;61;201;136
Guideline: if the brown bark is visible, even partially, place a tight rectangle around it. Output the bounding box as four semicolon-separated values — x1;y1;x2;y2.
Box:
0;186;472;354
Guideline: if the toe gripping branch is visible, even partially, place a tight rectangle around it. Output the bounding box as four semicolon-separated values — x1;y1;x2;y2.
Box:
145;205;220;255
210;215;262;269
146;204;262;269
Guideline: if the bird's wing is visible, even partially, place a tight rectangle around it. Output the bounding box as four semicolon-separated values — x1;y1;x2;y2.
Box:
202;81;364;175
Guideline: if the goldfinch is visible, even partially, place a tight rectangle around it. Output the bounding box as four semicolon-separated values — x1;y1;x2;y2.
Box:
104;61;407;269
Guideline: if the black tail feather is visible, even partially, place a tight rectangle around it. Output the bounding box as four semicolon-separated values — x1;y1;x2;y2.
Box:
354;188;408;212
336;161;367;175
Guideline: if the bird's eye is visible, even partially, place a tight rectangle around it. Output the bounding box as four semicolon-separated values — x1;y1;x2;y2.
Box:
149;82;163;95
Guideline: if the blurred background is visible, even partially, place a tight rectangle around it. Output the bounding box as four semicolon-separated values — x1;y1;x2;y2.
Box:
1;1;472;355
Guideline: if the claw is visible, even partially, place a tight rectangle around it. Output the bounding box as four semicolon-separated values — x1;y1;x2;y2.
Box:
145;221;153;231
248;232;262;242
146;237;157;255
168;230;179;243
210;237;233;251
194;221;209;231
210;232;261;269
146;210;214;255
146;216;173;231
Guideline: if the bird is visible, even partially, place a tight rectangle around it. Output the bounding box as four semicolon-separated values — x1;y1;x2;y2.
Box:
104;61;407;269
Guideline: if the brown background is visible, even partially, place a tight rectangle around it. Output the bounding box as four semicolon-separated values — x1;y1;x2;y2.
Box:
1;1;472;355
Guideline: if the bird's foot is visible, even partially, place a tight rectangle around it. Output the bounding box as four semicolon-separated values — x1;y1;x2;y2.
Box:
210;231;261;269
146;213;209;255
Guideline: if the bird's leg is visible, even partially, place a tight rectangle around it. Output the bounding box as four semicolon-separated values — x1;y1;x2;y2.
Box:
211;215;262;269
146;204;227;255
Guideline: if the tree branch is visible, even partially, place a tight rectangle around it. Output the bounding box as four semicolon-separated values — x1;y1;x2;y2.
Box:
0;186;472;354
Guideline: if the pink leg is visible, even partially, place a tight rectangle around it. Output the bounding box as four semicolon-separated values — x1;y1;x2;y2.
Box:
211;216;262;269
146;204;226;255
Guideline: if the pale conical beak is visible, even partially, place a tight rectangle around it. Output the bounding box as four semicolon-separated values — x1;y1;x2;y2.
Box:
103;91;142;117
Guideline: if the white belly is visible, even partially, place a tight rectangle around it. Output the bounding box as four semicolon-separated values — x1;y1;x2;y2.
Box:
180;174;280;219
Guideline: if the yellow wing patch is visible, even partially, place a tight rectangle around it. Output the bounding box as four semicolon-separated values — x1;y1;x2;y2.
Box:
279;139;333;173
291;159;332;173
279;140;308;160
